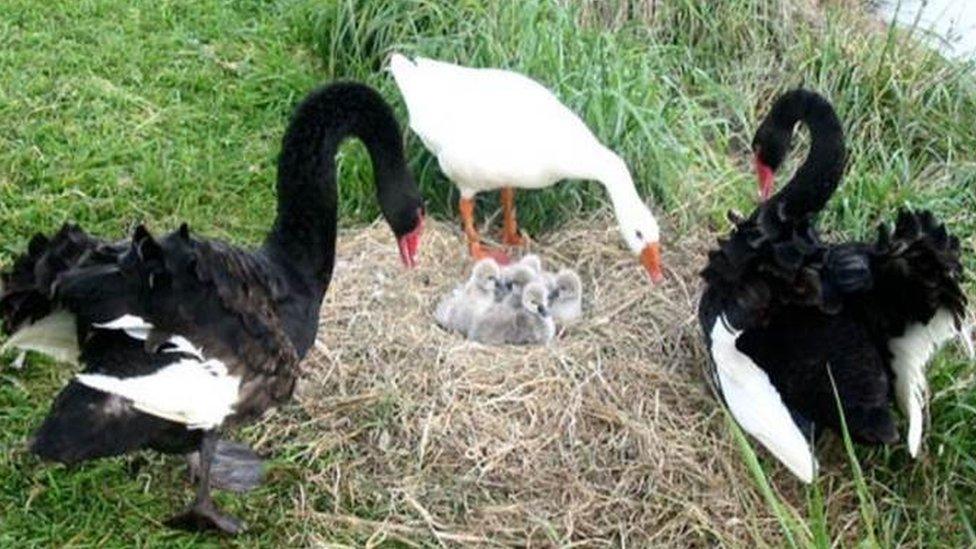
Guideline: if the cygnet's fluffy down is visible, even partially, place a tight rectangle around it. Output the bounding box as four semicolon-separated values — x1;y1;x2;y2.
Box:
434;258;500;335
548;269;582;324
469;281;555;345
497;264;542;306
514;253;542;274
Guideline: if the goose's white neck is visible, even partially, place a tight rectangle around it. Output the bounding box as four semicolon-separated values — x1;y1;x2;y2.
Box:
583;148;660;252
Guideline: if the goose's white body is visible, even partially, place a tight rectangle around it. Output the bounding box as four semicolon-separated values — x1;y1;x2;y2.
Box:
389;54;662;263
392;55;607;195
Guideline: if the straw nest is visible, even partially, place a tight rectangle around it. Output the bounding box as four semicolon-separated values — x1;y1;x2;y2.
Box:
254;214;857;546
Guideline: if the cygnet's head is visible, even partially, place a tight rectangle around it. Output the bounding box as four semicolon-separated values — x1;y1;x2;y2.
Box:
498;264;537;301
552;269;582;301
516;254;542;274
521;282;550;317
470;258;501;293
507;265;537;287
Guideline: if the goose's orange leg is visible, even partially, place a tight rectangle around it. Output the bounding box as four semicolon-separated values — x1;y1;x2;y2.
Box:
460;196;509;263
500;187;526;246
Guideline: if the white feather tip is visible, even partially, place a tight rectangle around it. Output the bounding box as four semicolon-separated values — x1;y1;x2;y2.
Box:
388;52;414;74
959;318;975;359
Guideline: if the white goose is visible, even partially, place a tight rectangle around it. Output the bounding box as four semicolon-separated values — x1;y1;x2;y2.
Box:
389;54;664;282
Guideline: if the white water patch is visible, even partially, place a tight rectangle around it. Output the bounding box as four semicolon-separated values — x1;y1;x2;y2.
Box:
879;0;976;59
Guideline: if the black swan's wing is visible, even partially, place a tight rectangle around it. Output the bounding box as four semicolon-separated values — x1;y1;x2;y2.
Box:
846;209;967;456
30;329;206;464
61;225;300;421
700;307;818;482
866;209;966;327
0;224;124;362
735;310;897;447
2;224;301;462
183;235;302;421
698;207;831;482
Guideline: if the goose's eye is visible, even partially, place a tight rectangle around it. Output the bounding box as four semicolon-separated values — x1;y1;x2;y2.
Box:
635;230;644;241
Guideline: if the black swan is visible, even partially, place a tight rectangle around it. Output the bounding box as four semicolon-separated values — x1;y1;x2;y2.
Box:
698;89;968;482
0;82;425;532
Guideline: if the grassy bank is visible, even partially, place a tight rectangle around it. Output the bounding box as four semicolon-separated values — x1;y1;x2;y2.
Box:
0;0;973;545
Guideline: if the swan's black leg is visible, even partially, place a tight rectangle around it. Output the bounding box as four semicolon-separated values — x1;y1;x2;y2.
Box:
186;439;265;493
166;431;244;534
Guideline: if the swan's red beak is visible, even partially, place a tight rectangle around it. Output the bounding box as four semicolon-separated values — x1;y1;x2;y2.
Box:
640;242;663;284
397;213;424;268
754;154;775;201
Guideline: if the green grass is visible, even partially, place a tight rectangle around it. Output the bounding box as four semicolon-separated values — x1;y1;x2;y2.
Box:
1;0;974;545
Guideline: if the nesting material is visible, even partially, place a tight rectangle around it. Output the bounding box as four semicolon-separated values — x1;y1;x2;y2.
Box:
261;215;866;546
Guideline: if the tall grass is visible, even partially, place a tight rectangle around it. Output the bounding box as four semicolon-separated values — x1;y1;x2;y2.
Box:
292;0;976;244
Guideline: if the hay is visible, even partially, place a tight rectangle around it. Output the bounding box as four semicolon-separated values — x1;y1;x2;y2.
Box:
256;214;853;546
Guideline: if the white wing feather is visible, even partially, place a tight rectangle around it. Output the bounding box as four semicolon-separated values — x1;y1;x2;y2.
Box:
1;312;205;367
92;314;153;340
76;358;239;430
710;315;817;483
959;312;975;359
888;308;957;457
1;310;79;364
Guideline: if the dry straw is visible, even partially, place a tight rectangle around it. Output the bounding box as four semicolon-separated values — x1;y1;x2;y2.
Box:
254;215;863;546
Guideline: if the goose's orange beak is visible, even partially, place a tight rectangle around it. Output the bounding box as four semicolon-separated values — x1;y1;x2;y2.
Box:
754;154;775;201
640;242;663;284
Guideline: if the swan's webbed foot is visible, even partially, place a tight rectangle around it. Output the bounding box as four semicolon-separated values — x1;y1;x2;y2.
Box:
168;430;245;535
166;498;244;535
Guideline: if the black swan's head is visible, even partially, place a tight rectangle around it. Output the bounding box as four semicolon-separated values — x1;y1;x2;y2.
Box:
751;126;791;201
381;182;425;269
750;88;844;204
751;97;799;201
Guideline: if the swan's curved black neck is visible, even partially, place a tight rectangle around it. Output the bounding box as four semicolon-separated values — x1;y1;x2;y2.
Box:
755;89;846;220
263;82;420;290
